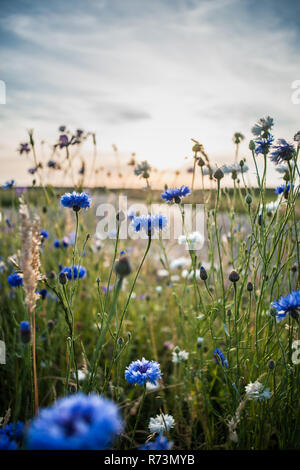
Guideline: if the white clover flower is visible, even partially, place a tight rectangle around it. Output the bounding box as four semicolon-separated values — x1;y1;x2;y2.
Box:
245;381;271;400
197;337;204;345
149;414;175;434
172;348;189;363
170;274;180;282
155;286;162;293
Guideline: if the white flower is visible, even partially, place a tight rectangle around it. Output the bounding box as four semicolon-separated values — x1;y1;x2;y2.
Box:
245;381;271;400
170;274;180;282
259;200;280;216
157;269;169;278
197;337;204;344
178;232;204;250
149;414;175;434
172;348;189;363
73;370;87;382
146;381;160;391
181;269;200;280
156;286;162;293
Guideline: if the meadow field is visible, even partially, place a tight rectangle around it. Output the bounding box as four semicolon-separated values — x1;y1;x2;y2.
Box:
0;118;300;451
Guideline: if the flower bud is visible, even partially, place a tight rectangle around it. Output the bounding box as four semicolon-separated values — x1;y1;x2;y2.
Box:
197;157;205;167
247;282;253;292
245;194;252;205
214;168;224;181
59;272;67;285
192;143;202;153
20;321;31;344
268;360;275;370
229;270;240;283
200;266;208;281
115;255;132;278
249;140;256;151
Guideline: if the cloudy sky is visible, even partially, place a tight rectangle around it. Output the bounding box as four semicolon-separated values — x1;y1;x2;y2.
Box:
0;0;299;186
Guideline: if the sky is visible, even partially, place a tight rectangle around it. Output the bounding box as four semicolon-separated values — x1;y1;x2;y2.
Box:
0;0;300;187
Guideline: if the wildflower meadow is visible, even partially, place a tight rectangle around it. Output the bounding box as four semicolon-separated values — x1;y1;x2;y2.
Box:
0;116;299;452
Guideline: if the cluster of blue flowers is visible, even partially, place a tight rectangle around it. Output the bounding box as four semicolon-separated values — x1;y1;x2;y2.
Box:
53;236;70;248
0;421;24;450
139;434;172;450
7;272;23;288
125;358;162;386
213;348;228;369
60;265;87;280
271;290;300;322
131;214;168;233
161;185;191;203
2;180;15;190
40;230;50;240
60;191;91;211
26;393;123;450
275;183;293;196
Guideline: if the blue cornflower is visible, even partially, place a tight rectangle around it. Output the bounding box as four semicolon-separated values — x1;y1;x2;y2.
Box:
125;358;162;386
26;393;123;450
37;289;48;300
275;183;293;196
62;236;70;247
254;134;274;155
213;348;228;368
131;214;168;234
1;421;24;443
54;239;60;248
270;139;296;165
271;290;300;322
139;434;172;450
20;321;31;343
161;186;191;203
8;273;23;288
60;191;91;211
2;179;15;190
40;230;49;239
60;265;86;281
20;321;30;332
0;435;18;450
251;116;274;137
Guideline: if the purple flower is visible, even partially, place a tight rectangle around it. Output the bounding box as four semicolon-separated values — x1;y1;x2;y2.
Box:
18;143;30;155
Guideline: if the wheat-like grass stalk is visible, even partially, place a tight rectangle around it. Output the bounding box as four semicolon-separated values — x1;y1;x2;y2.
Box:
19;197;41;415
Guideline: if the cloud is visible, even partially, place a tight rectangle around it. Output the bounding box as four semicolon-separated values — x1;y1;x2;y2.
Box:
0;0;299;187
